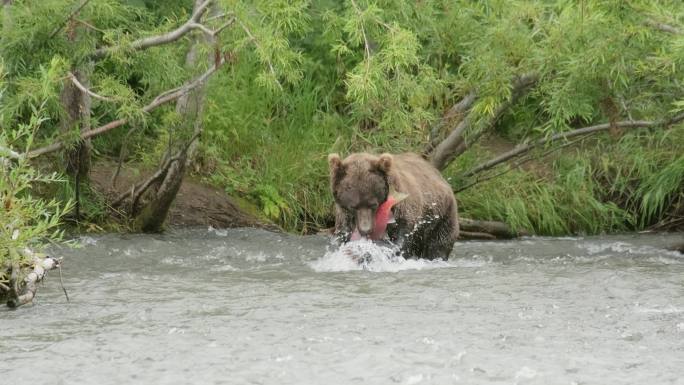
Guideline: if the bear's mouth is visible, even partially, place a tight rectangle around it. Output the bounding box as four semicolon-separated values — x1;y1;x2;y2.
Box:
350;201;393;241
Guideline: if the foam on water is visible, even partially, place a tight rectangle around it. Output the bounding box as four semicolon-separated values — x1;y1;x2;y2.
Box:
309;238;451;272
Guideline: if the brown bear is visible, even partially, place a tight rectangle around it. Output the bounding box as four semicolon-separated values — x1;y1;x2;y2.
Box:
328;152;459;260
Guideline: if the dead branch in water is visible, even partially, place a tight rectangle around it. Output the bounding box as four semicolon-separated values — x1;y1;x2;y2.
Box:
458;231;497;240
4;250;62;308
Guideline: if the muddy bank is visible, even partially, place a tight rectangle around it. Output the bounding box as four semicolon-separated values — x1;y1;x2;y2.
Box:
89;162;278;231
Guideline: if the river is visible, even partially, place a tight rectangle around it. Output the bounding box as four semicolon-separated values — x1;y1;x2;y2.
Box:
2;228;683;384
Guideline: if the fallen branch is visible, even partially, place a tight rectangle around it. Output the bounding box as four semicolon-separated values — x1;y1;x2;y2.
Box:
456;135;592;193
430;73;538;171
92;0;213;59
462;112;684;178
25;57;226;159
458;231;497;240
5;250;61;308
460;218;528;239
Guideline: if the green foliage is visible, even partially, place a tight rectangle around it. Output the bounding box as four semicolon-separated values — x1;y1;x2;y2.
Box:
0;107;72;279
2;0;684;235
453;147;632;235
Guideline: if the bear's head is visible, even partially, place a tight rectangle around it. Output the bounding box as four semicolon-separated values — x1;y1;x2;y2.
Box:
328;152;393;237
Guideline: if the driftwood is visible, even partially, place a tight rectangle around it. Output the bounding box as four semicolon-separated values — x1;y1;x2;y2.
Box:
459;218;527;239
321;217;525;241
3;250;61;308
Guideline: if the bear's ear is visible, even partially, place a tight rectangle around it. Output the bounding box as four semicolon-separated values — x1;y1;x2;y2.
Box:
377;153;393;173
328;153;342;172
328;153;344;179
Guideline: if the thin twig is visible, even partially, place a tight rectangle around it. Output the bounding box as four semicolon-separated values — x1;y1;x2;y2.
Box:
236;18;282;90
350;0;372;77
205;12;231;22
456;135;593;193
68;71;115;102
462;111;684;178
48;0;92;39
110;125;138;187
92;0;214;59
58;260;69;302
74;18;105;34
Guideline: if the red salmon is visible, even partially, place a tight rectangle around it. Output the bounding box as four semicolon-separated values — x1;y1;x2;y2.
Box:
350;188;408;241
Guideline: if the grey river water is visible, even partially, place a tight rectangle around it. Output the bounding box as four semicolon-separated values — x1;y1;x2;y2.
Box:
2;228;684;385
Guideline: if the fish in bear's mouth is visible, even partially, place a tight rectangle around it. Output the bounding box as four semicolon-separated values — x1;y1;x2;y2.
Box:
350;186;408;242
341;188;408;266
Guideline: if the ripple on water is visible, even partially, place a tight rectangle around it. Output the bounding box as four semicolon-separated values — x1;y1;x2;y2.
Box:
3;230;684;385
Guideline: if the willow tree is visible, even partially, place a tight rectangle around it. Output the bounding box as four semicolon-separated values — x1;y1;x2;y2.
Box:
0;0;308;232
311;0;684;233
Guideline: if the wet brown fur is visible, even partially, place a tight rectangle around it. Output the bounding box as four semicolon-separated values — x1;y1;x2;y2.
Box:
328;152;459;260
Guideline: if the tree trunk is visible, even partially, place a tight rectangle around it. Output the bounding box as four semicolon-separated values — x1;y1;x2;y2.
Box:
178;0;218;167
132;0;217;232
60;67;92;178
134;153;188;232
59;66;92;220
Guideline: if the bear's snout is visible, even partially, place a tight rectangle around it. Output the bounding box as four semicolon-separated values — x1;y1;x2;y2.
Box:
356;208;374;236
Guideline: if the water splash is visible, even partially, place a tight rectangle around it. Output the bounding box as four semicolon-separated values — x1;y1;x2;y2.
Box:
309;239;451;272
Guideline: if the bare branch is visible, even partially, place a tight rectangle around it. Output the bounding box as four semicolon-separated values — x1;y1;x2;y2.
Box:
48;0;92;39
430;73;538;171
74;18;105;34
205;12;231;22
424;91;477;155
213;17;236;36
456;135;591;193
0;144;22;160
113;131;201;209
26;57;227;159
68;71;114;102
6;252;62;308
92;0;213;59
461;112;684;178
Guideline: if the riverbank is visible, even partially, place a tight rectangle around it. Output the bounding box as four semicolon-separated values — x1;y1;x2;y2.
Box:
88;162;279;231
